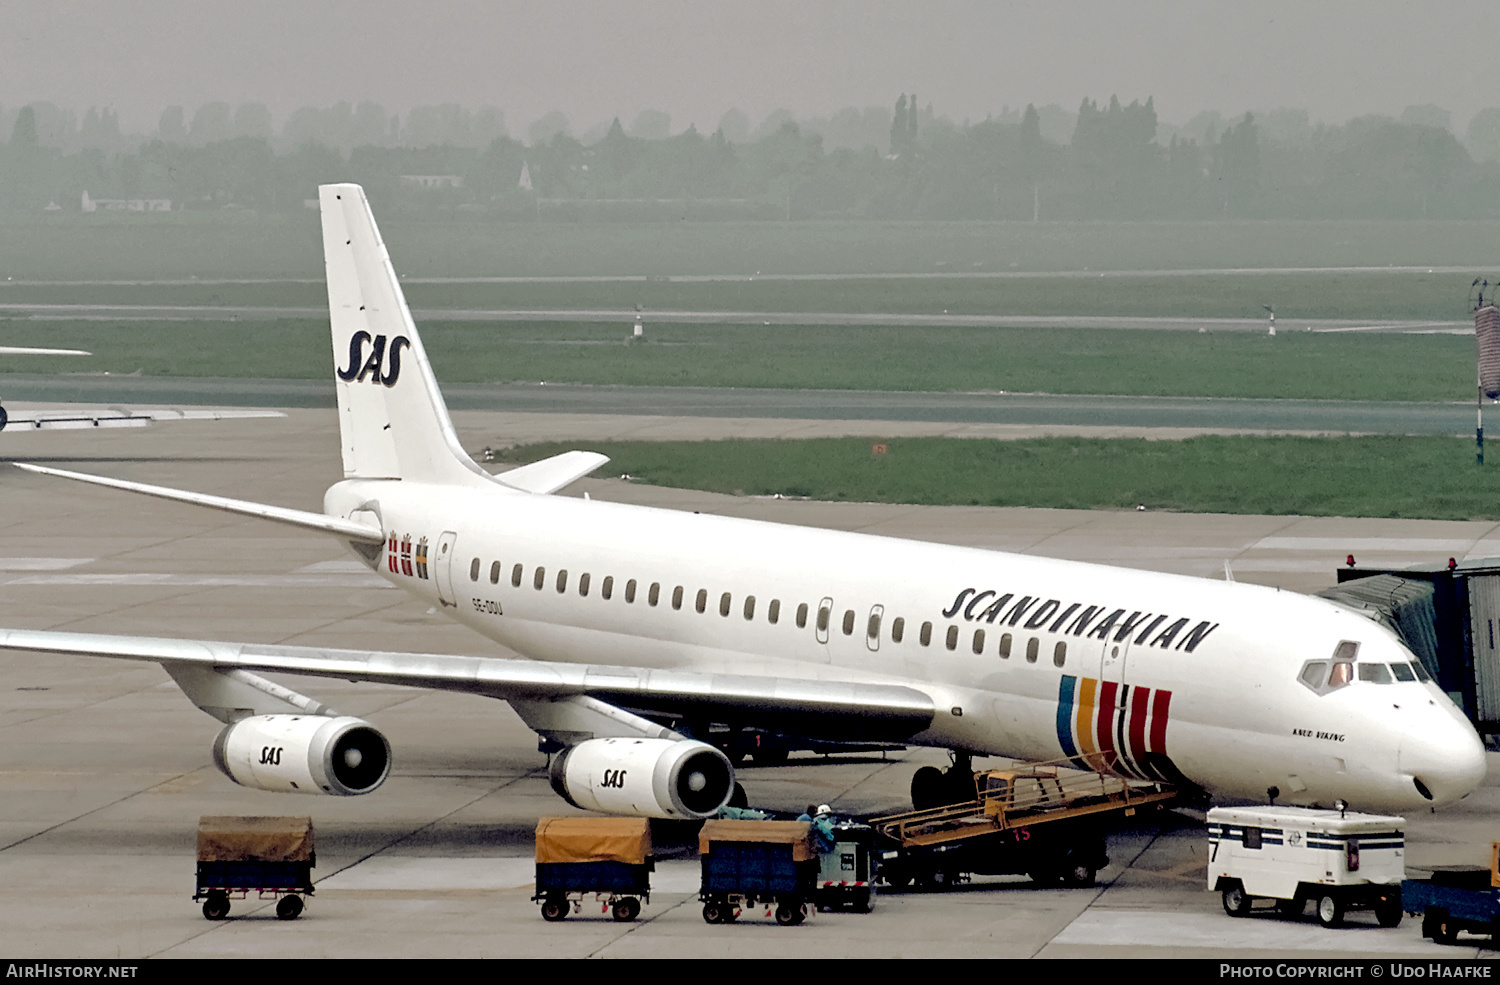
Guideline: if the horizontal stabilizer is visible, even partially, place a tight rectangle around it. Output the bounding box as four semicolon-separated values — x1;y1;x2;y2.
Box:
0;628;936;741
495;451;610;494
2;407;284;432
12;462;384;544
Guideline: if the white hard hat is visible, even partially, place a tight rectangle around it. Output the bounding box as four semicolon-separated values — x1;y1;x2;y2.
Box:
816;804;831;815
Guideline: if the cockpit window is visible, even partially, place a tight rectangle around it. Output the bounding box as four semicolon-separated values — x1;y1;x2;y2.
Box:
1357;663;1393;684
1299;657;1354;695
1329;661;1353;687
1389;662;1417;683
1410;659;1434;683
1334;640;1359;662
1300;662;1328;689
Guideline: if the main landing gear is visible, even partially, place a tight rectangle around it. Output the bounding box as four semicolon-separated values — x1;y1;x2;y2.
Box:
911;751;977;810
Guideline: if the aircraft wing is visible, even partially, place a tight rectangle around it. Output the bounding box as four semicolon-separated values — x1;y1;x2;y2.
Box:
2;407;285;432
0;627;936;742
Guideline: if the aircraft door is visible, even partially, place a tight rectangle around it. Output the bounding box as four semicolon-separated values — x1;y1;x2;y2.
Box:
433;530;458;607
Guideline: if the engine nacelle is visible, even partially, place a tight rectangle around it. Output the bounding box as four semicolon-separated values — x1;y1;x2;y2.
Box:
212;714;391;796
549;737;734;819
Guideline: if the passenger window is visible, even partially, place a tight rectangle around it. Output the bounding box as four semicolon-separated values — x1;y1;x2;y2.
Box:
972;629;986;655
720;592;732;617
817;604;831;633
1054;641;1066;667
1390;662;1416;682
470;558;480;581
920;621;932;646
625;579;637;603
768;599;780;624
945;625;958;650
673;586;684;610
1243;827;1262;850
1358;663;1393;684
533;566;546;590
696;589;708;614
512;563;523;588
1026;637;1039;663
869;611;883;639
490;561;501;584
891;617;905;643
579;573;591;596
602;576;614;600
999;633;1011;658
649;583;660;607
744;596;756;620
796;603;808;628
556;569;568;593
843;610;855;635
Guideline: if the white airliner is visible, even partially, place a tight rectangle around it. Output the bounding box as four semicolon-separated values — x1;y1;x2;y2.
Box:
0;345;283;431
0;184;1485;820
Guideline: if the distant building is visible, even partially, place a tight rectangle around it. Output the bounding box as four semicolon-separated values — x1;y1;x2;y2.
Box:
517;161;533;192
81;191;170;212
399;175;463;189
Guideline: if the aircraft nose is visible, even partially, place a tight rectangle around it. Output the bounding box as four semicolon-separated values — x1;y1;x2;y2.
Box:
1399;710;1488;806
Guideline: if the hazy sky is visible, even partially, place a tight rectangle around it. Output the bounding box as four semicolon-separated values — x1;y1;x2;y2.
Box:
3;0;1498;135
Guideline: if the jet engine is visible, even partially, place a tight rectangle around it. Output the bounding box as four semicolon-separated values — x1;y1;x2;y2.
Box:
549;737;734;819
212;714;391;796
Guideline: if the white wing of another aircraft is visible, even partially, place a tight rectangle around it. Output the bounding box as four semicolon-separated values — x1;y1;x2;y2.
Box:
0;183;1485;826
0;345;283;430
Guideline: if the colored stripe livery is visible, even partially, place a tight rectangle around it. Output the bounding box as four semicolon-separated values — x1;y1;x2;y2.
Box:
1055;674;1184;783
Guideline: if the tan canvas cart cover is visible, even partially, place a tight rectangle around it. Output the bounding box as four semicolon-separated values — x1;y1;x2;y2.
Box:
535;817;652;865
197;816;314;862
699;819;815;861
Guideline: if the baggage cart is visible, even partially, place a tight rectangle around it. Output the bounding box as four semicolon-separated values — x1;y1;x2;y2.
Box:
1402;842;1500;944
194;815;315;920
699;819;818;925
533;816;653;922
1208;805;1405;928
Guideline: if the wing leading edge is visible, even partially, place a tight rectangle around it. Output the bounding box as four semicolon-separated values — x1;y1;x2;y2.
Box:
0;627;936;742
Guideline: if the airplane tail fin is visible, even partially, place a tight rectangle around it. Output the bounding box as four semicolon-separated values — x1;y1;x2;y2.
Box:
319;184;487;486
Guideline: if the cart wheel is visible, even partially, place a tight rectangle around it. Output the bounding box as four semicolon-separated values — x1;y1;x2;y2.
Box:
612;897;641;922
1316;893;1344;929
1375;898;1403;928
1432;914;1459;945
202;893;230;921
702;901;725;924
774;903;800;926
276;895;304;921
1222;883;1252;917
853;889;873;914
541;896;569;922
1060;862;1096;888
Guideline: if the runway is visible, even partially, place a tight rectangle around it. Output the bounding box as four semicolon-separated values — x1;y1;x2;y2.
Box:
1;409;1496;959
0;377;1479;435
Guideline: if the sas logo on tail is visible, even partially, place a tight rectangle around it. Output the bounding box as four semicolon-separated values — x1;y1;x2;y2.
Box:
337;331;411;387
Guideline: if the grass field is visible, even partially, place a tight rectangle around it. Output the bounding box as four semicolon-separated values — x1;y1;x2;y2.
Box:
0;319;1476;401
496;435;1500;521
0;268;1487;323
1;214;1498;280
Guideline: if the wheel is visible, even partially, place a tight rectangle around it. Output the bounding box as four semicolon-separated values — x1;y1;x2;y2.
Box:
728;783;748;809
852;889;873;913
911;766;945;809
1316;893;1344;929
1060;861;1097;888
1222;883;1252;917
702;902;725;924
201;893;230;921
275;894;303;920
611;897;641;922
774;902;802;926
1432;913;1459;945
1375;898;1403;928
540;896;568;922
0;405;9;431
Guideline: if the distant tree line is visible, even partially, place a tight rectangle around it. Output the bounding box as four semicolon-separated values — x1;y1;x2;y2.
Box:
2;95;1499;220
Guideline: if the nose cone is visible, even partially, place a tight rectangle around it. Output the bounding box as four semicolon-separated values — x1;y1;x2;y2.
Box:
1400;708;1488;806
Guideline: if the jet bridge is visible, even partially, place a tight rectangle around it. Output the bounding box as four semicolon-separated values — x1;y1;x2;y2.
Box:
1328;558;1500;737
